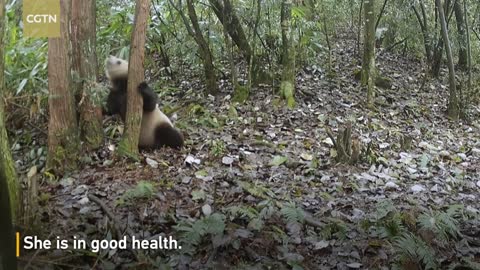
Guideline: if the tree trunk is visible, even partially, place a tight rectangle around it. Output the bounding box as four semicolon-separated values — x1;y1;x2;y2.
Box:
374;0;388;31
47;0;79;174
412;2;433;65
0;166;16;270
280;0;295;108
0;1;18;268
71;0;103;150
0;0;18;221
431;37;444;77
453;0;467;70
362;0;376;106
208;0;252;63
186;0;218;94
431;0;454;77
436;0;459;119
356;0;363;56
118;0;151;159
464;0;472;93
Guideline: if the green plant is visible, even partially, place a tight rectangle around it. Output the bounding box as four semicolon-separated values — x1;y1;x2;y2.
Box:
280;202;305;224
417;210;461;244
174;213;226;253
209;139;226;157
393;232;438;270
320;218;347;240
5;2;48;95
118;181;156;205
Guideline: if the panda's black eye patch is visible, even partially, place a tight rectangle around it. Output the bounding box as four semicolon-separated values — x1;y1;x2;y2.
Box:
117;60;122;65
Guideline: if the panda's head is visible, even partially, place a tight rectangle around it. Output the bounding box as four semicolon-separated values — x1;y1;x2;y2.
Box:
105;55;128;81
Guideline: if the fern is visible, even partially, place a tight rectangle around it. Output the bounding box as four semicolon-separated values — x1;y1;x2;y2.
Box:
174;213;226;251
379;214;406;239
280;202;305;224
320;218;347;240
238;181;275;199
418;211;461;244
203;213;226;235
394;232;438;270
226;205;259;220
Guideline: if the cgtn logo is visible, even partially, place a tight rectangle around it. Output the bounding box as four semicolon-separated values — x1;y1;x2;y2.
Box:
25;14;57;24
23;0;60;37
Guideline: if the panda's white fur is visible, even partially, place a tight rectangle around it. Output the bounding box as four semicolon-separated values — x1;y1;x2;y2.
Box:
138;106;174;148
104;55;183;149
105;55;128;82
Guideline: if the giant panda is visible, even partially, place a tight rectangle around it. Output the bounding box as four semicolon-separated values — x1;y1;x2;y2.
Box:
104;55;184;149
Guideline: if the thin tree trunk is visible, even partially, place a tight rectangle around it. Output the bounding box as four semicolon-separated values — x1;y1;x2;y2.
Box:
280;0;295;108
431;0;453;77
431;37;444;77
186;0;218;94
375;0;388;30
47;0;79;174
412;1;432;65
453;0;467;70
362;0;376;106
464;0;472;93
208;0;252;63
71;0;103;150
0;1;17;267
321;3;332;74
436;0;459;119
118;0;151;159
356;0;364;56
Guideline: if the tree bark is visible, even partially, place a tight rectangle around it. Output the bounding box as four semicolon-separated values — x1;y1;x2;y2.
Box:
431;0;454;77
47;0;79;174
436;0;459;119
464;0;472;92
280;0;295;108
412;1;433;65
0;1;17;268
356;0;363;56
208;0;252;63
71;0;103;150
118;0;151;159
453;0;467;70
0;0;18;220
186;0;218;94
362;0;376;106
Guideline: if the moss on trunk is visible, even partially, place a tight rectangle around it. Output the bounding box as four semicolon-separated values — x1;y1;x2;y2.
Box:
118;0;151;159
47;127;80;173
0;0;19;220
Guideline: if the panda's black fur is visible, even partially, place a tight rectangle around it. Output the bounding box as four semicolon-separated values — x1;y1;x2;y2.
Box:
104;55;184;149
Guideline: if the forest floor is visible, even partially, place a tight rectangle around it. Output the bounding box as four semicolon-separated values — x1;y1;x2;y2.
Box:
12;36;480;269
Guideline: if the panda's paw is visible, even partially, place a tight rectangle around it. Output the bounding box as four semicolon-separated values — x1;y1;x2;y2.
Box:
138;81;149;92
